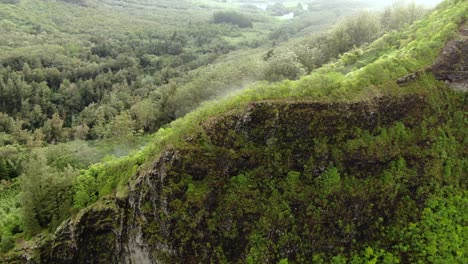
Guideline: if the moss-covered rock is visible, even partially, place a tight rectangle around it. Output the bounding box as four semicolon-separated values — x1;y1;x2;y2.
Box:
37;199;126;263
34;89;466;263
28;4;468;264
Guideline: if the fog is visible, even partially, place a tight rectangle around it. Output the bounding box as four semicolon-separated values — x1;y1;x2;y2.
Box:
360;0;445;8
254;0;444;8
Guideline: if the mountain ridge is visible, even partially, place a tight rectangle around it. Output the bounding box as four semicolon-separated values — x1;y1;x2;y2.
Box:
1;0;467;263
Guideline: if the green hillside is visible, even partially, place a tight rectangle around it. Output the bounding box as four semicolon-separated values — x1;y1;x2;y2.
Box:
0;0;467;263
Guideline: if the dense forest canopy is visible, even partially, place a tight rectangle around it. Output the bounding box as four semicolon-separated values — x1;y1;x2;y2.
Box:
0;0;466;262
0;0;431;144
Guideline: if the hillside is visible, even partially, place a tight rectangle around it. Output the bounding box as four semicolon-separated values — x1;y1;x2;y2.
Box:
0;0;372;256
1;0;467;263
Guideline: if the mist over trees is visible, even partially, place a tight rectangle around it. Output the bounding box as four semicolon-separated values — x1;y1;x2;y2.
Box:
1;0;462;260
262;1;427;81
0;0;432;168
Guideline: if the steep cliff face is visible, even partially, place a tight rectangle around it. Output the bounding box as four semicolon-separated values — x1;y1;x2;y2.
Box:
30;16;468;264
430;22;467;91
34;93;452;263
38;200;126;263
124;96;432;263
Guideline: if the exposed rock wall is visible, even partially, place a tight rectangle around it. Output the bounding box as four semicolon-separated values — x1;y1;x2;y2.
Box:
33;24;468;259
35;95;434;263
398;22;467;90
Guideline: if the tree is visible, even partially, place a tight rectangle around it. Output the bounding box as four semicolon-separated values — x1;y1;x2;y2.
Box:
267;2;290;16
43;113;65;143
212;11;253;28
164;31;188;55
381;1;426;31
0;144;24;180
328;11;381;55
107;111;135;137
22;63;32;82
263;50;305;82
60;0;89;6
130;99;160;133
44;68;63;91
73;124;89;140
20;152;77;235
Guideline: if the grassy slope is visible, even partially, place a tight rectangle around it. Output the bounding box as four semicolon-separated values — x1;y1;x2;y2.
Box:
139;0;466;162
58;0;468;201
0;0;381;218
66;1;466;261
0;0;273;254
1;0;466;261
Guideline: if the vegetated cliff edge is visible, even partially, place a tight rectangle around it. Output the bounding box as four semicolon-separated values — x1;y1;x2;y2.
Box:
10;5;467;264
41;96;424;263
397;21;467;91
35;88;465;263
429;22;468;91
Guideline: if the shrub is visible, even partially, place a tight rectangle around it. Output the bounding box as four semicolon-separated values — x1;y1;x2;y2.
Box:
263;51;305;82
212;11;253;28
0;234;14;253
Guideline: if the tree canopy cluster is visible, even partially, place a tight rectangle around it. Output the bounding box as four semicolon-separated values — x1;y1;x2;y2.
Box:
212;11;253;28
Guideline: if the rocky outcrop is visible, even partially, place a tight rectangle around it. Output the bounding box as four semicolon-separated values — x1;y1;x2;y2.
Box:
31;21;468;264
35;94;436;263
38;199;126;264
398;22;468;90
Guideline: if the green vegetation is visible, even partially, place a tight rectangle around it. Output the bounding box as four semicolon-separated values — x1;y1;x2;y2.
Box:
0;0;371;255
129;75;466;262
0;134;146;250
0;184;21;253
213;11;253;28
0;0;394;146
0;0;467;262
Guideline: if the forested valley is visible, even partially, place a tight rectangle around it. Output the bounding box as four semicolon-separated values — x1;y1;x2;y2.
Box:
0;0;466;263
